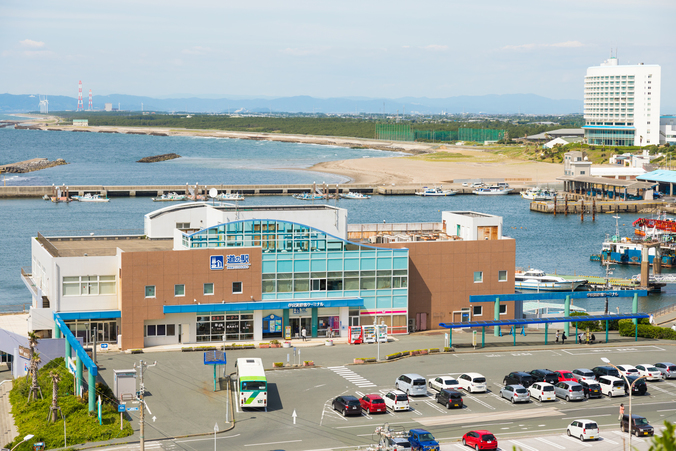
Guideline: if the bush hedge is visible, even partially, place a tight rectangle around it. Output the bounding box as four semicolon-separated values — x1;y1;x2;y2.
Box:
618;319;676;340
7;358;133;450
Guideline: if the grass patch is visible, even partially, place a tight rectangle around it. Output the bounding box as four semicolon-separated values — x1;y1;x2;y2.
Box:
6;358;133;450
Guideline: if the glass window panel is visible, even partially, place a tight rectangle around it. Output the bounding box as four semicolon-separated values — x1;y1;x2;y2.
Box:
147;325;156;336
167;324;176;336
262;280;275;293
498;270;508;281
197;316;210;322
63;283;79;296
473;272;483;283
327;271;342;278
311;272;327;278
401;278;408;288
344;271;359;278
100;275;115;281
294;272;309;279
203;283;214;295
157;325;166;336
100;282;116;295
327;279;343;291
360;278;376;290
277;273;292;279
392;278;401;289
277;280;292;293
361;271;375;277
377;277;391;289
145;286;156;297
344;279;359;290
63;276;79;282
174;284;185;296
294;279;310;292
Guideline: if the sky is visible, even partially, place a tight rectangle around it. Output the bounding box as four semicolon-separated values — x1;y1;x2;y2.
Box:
1;0;674;108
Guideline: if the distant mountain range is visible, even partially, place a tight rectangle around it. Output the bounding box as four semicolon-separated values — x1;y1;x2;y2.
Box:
0;92;583;115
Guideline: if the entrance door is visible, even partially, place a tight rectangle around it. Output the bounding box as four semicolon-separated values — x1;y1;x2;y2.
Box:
289;318;311;339
180;324;189;343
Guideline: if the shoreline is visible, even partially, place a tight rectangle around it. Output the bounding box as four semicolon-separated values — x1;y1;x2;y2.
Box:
10;115;563;186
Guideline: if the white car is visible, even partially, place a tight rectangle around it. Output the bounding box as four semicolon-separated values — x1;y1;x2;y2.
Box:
617;364;640;377
636;364;663;381
598;376;625;397
528;382;556;401
471;182;484;188
567;419;600;442
462;182;469;187
383;390;410;411
457;373;487;393
428;376;460;392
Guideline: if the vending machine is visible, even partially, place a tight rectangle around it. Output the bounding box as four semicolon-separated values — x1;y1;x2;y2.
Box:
362;325;376;344
348;325;363;344
376;324;388;343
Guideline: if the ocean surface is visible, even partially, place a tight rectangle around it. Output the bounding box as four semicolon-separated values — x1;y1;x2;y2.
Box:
1;121;674;315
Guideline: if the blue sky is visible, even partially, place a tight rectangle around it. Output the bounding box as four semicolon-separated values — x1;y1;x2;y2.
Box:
1;0;674;108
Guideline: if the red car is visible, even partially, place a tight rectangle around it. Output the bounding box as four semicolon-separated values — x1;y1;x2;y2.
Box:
359;394;387;414
462;430;498;450
554;370;576;382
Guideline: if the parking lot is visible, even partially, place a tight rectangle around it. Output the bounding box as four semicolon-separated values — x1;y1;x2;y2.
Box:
95;341;676;451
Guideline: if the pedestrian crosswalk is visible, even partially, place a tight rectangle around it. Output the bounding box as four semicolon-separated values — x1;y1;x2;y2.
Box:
328;366;377;388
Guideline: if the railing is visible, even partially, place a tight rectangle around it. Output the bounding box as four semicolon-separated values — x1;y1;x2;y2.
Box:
39;229;144;237
650;303;676;319
0;303;31;313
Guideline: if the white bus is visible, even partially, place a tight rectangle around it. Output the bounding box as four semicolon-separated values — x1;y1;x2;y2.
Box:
235;357;267;410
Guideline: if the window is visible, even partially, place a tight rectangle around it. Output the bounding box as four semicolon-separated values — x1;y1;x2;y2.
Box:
311;279;327;291
473;271;483;283
176;222;190;229
145;286;156;298
499;304;507;315
473;305;483;316
232;282;243;294
167;324;175;336
63;275;116;296
498;270;508;282
157;325;166;336
146;325;156;336
174;284;185;297
204;283;214;295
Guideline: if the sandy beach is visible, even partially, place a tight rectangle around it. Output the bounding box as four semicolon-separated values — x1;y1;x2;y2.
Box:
14;116;562;186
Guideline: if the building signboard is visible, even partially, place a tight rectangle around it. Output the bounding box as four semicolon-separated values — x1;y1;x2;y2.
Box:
226;254;250;270
210;255;224;270
18;345;30;360
288;302;325;308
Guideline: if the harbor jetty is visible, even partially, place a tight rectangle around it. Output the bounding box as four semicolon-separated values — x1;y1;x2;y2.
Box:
137;153;181;163
530;198;667;215
0;158;68;174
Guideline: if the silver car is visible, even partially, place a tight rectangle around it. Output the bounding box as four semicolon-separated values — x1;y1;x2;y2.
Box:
572;368;596;382
500;384;530;404
654;362;676;379
554;381;585;401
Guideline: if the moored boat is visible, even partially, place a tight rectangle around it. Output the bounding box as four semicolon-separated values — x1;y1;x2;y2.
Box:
340;191;371;199
216;192;245;201
514;269;587;291
473;186;512;195
415;186;457;196
152;192;187;202
521;187;556;201
293;192;325;200
74;193;110;202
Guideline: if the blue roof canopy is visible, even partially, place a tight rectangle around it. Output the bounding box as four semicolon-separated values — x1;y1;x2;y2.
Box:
637;170;676;184
164;298;364;314
440;313;649;329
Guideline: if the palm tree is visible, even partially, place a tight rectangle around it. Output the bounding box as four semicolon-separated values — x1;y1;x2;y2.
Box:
27;331;42;402
49;371;61;422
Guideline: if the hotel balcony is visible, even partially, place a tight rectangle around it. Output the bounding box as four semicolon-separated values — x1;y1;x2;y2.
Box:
20;267;50;309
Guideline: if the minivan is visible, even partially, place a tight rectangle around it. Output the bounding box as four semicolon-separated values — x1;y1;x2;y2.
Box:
598;376;625;397
395;374;427;396
579;380;602;399
554;381;585;401
621;414;654;436
503;371;535;388
384;390;410;411
435;389;463;409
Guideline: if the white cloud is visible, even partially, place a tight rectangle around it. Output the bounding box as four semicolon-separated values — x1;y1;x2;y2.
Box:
421;45;448;51
502;41;585;51
20;39;45;48
22;50;57;58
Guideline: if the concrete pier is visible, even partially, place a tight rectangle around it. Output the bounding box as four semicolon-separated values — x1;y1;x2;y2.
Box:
530;199;665;214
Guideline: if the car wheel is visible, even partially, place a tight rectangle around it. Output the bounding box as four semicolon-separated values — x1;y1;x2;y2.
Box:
475;444;479;451
609;391;613;398
585;392;589;399
342;408;346;417
462;438;466;446
566;396;570;401
511;397;515;404
447;402;451;409
580;435;585;442
567;429;571;436
406;389;410;396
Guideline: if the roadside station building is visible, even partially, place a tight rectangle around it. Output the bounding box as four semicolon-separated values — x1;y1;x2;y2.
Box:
22;204;515;350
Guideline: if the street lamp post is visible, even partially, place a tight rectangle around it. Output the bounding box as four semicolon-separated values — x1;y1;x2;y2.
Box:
601;357;648;451
10;434;34;451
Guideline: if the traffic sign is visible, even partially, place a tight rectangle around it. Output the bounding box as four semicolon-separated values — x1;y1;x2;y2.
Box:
101;343;109;349
126;406;139;412
118;403;126;413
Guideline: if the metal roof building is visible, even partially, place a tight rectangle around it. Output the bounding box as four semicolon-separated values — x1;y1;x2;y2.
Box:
637;170;676;195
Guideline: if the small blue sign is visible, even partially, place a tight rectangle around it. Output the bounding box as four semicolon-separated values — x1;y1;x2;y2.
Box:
126;406;139;412
118;404;126;412
210;255;224;270
101;343;109;349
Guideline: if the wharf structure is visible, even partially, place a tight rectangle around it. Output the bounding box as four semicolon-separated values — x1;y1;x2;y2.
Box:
21;204;516;350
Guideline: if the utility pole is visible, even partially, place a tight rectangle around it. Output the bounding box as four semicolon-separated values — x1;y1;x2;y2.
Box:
134;359;157;451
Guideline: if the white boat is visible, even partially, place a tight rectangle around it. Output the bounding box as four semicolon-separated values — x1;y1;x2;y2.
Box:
75;193;110;203
152;192;187;202
521;188;556;200
293;192;324;200
216;192;244;201
340;191;371;199
415;186;457;196
514;269;587;291
473;186;512;195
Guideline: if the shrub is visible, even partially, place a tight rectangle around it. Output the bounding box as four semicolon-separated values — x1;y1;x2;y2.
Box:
386;352;402;360
270;339;280;345
443;347;453;352
569;312;603;332
401;351;411;356
618;319;676;340
273;362;283;367
428;348;439;353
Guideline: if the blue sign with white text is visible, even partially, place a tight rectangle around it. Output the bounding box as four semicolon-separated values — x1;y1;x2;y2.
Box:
210;255;224;270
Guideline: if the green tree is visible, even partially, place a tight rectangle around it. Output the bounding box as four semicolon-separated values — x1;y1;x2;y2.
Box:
649;421;676;451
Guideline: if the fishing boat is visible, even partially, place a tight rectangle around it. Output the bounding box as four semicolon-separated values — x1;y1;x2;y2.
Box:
596;235;676;267
415;186;457;196
521;187;556;200
473;185;511;195
74;193;110;202
514;269;587;291
216;192;245;201
151;192;187;202
293;192;325;200
340;191;371;200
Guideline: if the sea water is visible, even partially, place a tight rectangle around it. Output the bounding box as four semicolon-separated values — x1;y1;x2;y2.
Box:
0;124;673;314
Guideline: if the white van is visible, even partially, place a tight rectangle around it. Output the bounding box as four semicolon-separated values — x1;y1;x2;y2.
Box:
598;376;625;397
395;374;427;396
457;373;488;393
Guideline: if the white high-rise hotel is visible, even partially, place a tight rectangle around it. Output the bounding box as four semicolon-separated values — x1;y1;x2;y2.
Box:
583;56;661;147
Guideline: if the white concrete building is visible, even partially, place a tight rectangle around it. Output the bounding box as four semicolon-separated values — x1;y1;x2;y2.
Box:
442;211;503;241
563;151;592;176
583;56;661;147
661;115;676;145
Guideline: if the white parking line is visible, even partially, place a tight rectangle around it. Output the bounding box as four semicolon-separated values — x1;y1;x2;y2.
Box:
244;440;302;447
424;400;448;414
463;394;496;410
509;439;539;451
561;345;665;356
560;435;592;447
534;437;565;449
602;437;619;445
611;430;645;442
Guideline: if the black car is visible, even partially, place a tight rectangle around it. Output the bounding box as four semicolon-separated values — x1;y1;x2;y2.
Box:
503;371;535;388
530;369;559;385
621;414;654;436
579;380;602;399
592;366;620;378
624;375;648;396
332;395;361;416
435;389;463;409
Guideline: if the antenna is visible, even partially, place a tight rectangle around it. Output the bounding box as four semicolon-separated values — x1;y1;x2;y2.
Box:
77;80;83;111
88;89;93;110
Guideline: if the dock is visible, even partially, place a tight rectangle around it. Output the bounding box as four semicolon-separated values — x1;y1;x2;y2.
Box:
530;199;666;215
553;273;665;293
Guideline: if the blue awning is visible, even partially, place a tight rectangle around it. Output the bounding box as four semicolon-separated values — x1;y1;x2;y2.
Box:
469;290;647;303
164;298;364;314
637;170;676;184
439;313;649;329
57;311;121;320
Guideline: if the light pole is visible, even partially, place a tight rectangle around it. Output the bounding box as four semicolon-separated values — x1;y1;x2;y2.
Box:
10;434;34;451
601;357;647;450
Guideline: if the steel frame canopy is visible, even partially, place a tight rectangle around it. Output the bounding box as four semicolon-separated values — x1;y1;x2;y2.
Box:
439;312;649;348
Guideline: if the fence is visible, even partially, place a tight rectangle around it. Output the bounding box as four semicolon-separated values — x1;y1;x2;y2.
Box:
376;124;505;143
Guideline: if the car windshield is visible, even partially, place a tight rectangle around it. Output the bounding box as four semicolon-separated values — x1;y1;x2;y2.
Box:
585;423;598;429
473;377;486;383
668;366;676;371
450;393;462;399
396;394;408;401
347;400;361;406
418;433;435;441
613;381;625;388
481;434;496;441
543;386;554;391
445;380;458;385
646;367;658;371
413;379;426;386
372;399;384;404
634;418;649;425
516;388;527;394
571;385;582;391
241;381;266;391
560;372;573;378
589;384;600;390
582;371;594;377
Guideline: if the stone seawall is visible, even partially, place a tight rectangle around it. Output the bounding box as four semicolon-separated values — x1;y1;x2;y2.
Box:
0;158;68;174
